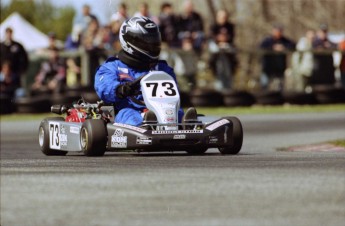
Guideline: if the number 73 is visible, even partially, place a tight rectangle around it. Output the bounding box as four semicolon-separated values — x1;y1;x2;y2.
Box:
146;82;177;97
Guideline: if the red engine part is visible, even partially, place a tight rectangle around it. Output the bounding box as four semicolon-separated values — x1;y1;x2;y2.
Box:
65;109;87;123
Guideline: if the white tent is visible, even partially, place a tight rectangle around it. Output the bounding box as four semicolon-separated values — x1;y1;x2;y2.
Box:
0;12;49;51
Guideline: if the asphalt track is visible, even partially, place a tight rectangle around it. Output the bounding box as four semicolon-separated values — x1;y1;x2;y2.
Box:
1;111;345;226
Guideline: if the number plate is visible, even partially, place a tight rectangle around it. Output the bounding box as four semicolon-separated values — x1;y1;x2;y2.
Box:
144;81;178;99
141;71;180;124
49;122;61;149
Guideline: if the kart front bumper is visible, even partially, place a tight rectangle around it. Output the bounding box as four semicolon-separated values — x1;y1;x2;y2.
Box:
107;119;235;151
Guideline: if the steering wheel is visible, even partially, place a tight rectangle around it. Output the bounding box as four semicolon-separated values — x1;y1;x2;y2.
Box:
128;75;146;106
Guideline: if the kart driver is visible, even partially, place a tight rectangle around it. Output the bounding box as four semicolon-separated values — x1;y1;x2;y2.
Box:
95;16;193;126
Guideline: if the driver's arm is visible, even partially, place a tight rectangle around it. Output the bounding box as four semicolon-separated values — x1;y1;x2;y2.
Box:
94;61;120;103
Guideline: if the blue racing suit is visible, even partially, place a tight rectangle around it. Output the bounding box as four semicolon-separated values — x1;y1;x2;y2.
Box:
94;57;184;126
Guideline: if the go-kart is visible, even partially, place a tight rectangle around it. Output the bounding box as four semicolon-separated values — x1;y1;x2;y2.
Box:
38;71;243;156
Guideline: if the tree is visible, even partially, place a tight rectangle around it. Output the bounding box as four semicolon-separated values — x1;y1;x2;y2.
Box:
1;0;75;41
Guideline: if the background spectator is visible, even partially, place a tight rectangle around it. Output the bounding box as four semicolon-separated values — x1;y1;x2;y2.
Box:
209;9;236;90
0;27;28;88
36;32;61;57
133;2;159;24
47;32;61;50
64;24;83;50
110;2;128;23
0;61;20;97
260;24;295;90
177;0;205;53
109;2;128;52
339;38;345;89
82;18;103;50
31;49;66;94
65;57;81;87
73;4;98;33
313;24;337;49
158;2;179;48
133;2;149;17
81;18;107;85
310;24;337;85
290;29;315;91
210;9;235;48
99;25;112;51
64;25;83;88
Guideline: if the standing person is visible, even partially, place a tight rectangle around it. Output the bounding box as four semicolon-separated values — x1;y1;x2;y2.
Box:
82;18;107;85
82;18;103;51
31;49;66;94
94;16;191;126
260;24;295;90
73;4;98;33
0;61;20;97
339;38;345;89
311;24;337;85
209;9;236;90
109;2;129;52
158;2;179;48
290;29;315;91
133;2;159;24
0;27;29;89
64;24;83;50
110;2;128;23
64;25;83;87
313;24;337;49
177;0;205;53
210;9;235;48
36;32;62;57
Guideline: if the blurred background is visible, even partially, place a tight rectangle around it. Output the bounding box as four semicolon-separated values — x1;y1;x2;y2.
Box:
1;0;345;113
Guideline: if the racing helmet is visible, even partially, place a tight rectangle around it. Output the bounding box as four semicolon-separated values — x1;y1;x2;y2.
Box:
119;16;161;64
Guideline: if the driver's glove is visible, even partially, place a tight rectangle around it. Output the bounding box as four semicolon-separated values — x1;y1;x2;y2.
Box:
116;82;135;98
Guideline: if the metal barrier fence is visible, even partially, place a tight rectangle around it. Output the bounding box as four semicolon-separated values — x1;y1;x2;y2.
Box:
1;48;344;114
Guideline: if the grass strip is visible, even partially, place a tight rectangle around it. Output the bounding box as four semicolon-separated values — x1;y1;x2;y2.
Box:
197;104;345;116
0;113;56;121
330;140;345;147
1;104;344;121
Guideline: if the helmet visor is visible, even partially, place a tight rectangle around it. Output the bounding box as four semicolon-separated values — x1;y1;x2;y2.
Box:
126;32;161;59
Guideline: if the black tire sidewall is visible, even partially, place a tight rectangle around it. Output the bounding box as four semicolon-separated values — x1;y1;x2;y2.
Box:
219;116;243;155
81;119;107;156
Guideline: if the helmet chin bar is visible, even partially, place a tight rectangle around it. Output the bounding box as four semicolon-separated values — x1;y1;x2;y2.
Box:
118;50;158;70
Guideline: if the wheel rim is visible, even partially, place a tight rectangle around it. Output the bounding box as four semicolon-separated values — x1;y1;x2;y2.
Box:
39;127;44;147
81;128;88;150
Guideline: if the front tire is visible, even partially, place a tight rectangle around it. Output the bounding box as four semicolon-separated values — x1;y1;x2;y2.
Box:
39;117;68;156
218;117;243;155
80;119;107;156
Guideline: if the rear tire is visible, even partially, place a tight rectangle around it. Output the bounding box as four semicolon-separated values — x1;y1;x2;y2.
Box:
313;85;345;104
218;117;243;155
223;90;256;107
254;91;284;105
190;89;223;107
0;94;14;114
16;96;51;113
80;119;107;156
39;117;68;156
